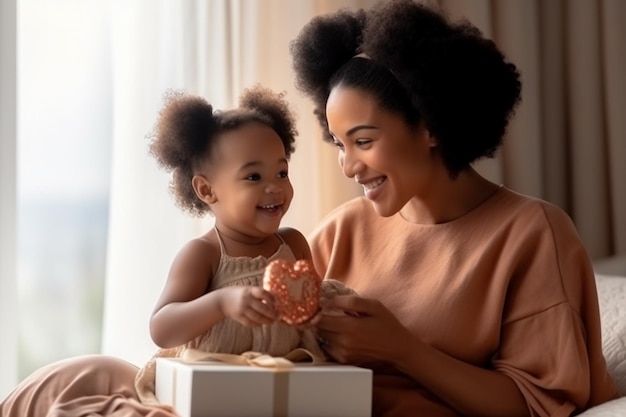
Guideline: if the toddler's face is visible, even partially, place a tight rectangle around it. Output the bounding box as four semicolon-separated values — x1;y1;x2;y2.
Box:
207;122;294;237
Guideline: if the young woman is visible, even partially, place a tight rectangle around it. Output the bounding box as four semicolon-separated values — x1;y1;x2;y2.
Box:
290;1;618;416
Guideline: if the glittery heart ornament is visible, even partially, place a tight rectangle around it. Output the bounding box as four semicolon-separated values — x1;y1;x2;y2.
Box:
263;259;321;325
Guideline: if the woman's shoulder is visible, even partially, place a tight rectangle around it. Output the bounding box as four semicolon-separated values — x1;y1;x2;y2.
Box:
308;197;372;246
490;187;575;229
490;188;588;261
319;196;374;225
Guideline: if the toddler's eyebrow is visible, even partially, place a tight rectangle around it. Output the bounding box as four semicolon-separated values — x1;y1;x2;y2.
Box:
239;157;288;171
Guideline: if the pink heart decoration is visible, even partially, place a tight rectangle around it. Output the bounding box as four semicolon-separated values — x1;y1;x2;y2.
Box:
263;259;321;325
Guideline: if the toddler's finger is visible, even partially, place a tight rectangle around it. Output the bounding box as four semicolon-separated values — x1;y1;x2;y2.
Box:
251;286;275;305
254;299;278;321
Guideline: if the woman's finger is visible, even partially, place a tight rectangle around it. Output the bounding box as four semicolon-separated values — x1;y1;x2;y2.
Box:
315;314;353;333
321;294;377;316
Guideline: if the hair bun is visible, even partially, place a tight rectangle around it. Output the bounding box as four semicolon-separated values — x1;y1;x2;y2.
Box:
149;89;216;171
290;8;365;103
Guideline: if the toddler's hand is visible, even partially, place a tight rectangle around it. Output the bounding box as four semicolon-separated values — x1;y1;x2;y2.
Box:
218;286;278;327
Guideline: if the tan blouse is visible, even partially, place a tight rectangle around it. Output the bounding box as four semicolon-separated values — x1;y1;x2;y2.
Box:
309;187;618;417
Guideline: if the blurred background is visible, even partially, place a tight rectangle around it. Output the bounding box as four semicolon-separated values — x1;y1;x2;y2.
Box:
1;0;624;399
16;0;111;379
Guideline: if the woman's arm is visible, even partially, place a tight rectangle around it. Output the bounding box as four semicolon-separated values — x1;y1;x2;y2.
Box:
316;295;530;417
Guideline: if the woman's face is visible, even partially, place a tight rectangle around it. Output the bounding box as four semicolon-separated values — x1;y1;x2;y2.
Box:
325;85;438;217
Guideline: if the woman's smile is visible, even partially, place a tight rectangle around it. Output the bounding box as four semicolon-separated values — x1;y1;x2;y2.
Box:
358;176;387;200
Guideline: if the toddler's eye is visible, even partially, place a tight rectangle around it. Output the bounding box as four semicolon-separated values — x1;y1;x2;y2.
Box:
278;170;289;179
245;173;261;181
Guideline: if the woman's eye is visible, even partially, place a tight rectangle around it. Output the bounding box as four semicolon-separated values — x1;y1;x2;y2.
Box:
245;173;261;181
356;139;372;147
332;139;344;149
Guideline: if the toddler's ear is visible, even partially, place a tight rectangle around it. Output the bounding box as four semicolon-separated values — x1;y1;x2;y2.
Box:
192;175;217;204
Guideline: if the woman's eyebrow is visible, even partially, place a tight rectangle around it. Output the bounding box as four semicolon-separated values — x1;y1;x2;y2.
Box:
329;125;378;138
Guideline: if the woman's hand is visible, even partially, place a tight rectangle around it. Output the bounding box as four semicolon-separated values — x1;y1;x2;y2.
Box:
315;295;529;417
314;294;412;367
218;286;278;327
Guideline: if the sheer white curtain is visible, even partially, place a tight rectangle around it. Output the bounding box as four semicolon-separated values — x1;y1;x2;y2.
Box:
101;0;372;366
0;0;17;399
101;0;221;366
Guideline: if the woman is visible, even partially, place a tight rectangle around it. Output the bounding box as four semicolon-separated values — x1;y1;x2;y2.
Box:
290;1;618;416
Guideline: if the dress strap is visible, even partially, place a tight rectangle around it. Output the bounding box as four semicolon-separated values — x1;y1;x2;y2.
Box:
274;232;286;245
214;227;227;255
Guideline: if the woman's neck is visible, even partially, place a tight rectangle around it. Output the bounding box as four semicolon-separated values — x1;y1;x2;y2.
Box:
399;168;501;225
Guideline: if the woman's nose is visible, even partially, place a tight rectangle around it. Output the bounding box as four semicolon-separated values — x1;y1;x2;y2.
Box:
339;151;363;178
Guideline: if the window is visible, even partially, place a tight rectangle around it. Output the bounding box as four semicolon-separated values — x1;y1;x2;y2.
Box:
17;0;112;378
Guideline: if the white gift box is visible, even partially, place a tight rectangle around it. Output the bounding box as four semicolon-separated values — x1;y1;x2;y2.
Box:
155;358;372;417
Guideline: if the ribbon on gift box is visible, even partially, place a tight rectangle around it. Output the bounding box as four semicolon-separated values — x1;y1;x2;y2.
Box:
180;348;324;417
180;347;322;368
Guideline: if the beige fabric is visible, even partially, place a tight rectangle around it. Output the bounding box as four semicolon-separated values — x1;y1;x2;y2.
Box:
309;187;618;417
0;355;177;417
181;346;324;368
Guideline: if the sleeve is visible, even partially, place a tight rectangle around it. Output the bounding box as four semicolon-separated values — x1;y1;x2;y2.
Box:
308;218;334;280
494;304;589;416
307;202;355;282
492;204;617;417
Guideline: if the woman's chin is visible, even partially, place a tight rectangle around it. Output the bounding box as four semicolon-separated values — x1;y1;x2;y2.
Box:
370;202;399;218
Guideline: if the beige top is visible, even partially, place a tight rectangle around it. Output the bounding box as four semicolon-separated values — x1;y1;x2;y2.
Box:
135;231;324;406
309;187;618;417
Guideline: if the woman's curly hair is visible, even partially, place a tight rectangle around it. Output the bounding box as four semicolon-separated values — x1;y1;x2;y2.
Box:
148;85;298;217
290;0;521;177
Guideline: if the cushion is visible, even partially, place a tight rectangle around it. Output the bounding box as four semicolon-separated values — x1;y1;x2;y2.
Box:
578;396;626;417
576;274;626;416
595;274;626;396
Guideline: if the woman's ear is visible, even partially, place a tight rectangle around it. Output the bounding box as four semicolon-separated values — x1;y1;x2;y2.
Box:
428;135;438;148
192;175;217;205
424;127;438;148
416;123;438;148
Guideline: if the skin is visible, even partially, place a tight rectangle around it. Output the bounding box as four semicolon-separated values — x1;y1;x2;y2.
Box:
314;86;529;417
150;122;312;348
